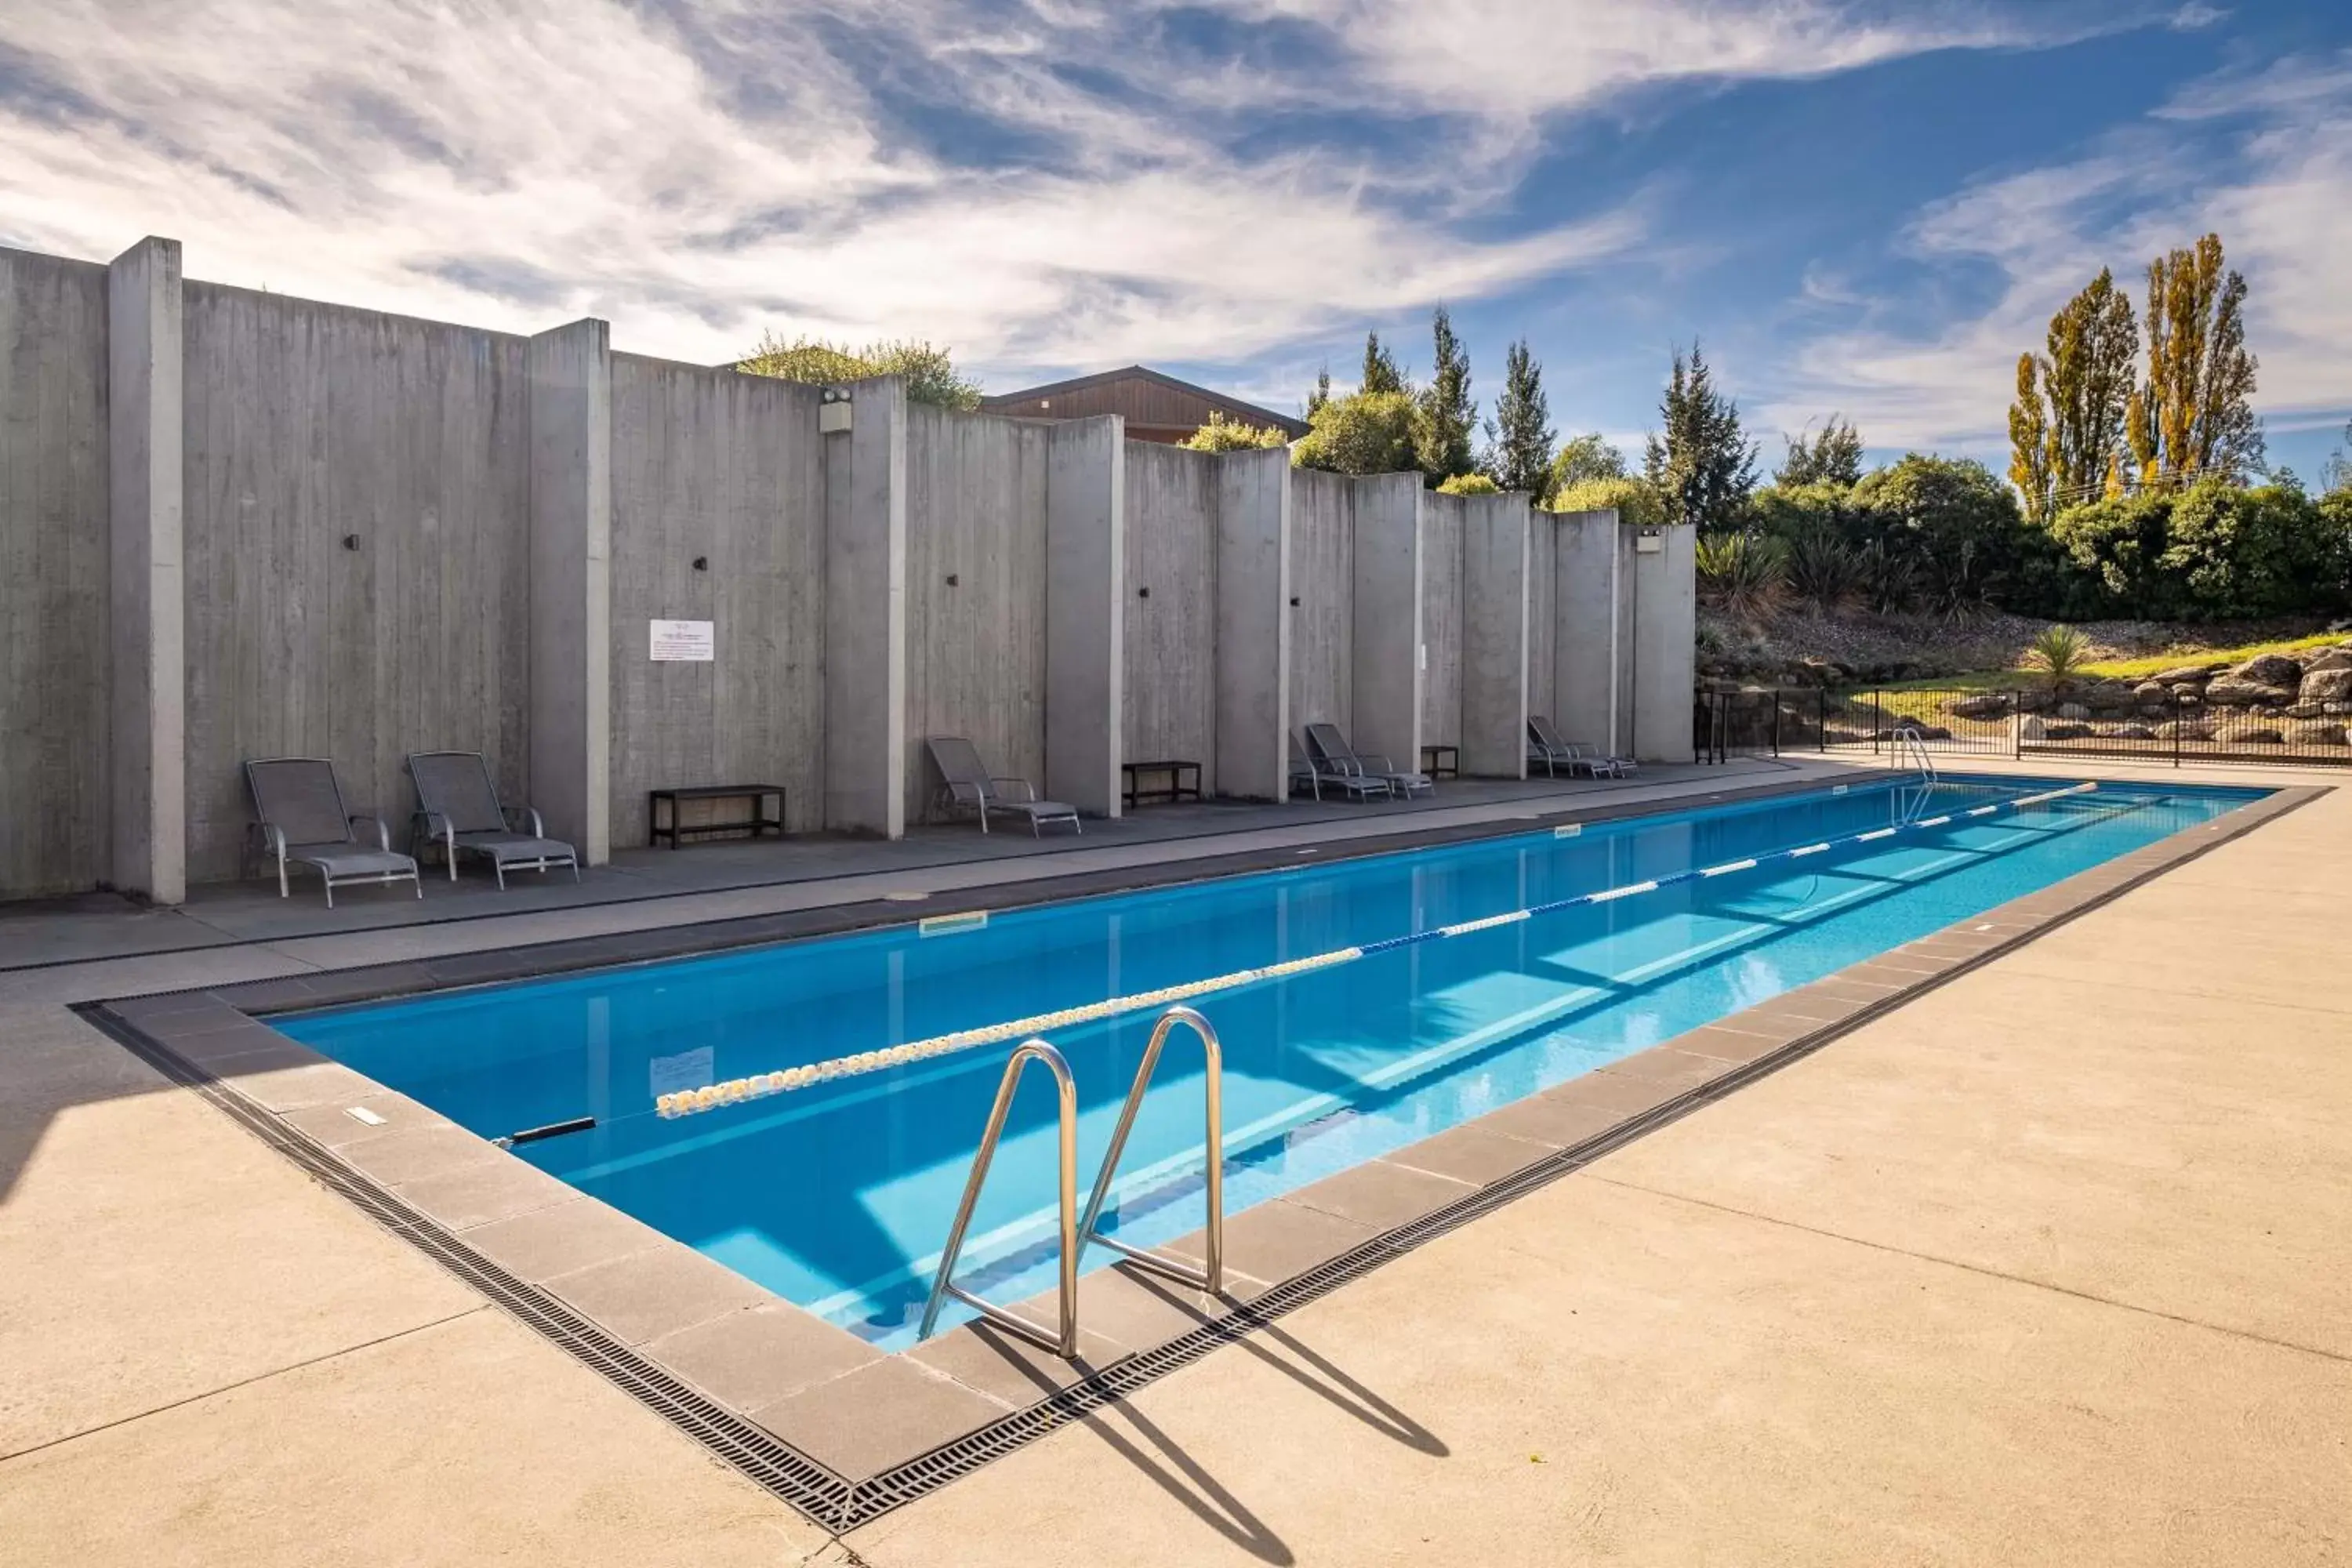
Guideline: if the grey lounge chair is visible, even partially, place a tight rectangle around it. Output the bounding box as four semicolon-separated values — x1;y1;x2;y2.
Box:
1290;729;1390;802
926;737;1080;836
1528;717;1634;778
243;757;421;906
405;751;579;888
1305;722;1432;798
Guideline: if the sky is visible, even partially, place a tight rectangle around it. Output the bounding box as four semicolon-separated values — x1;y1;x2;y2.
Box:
3;1;2348;484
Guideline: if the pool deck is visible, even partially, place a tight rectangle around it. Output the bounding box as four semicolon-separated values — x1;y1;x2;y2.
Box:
4;754;2348;1564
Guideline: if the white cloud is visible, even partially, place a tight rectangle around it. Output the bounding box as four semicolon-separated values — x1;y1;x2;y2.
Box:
0;0;2046;378
1763;49;2352;456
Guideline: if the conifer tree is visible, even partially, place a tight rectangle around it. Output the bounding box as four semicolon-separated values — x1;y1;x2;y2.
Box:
1414;306;1477;483
1642;342;1756;529
1359;331;1405;395
1483;338;1555;498
1776;416;1864;487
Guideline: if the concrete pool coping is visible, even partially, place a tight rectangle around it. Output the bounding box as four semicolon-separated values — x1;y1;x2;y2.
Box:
82;775;2322;1529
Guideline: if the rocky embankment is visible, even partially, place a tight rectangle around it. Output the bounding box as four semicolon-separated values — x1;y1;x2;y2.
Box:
1940;645;2352;746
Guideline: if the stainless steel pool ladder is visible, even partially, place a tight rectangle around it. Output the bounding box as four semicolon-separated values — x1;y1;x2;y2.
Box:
916;1038;1080;1356
1077;1005;1225;1294
916;1006;1227;1358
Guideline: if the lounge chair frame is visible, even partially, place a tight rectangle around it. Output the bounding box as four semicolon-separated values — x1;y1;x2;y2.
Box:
926;737;1082;837
242;757;422;907
1304;723;1432;799
405;750;581;889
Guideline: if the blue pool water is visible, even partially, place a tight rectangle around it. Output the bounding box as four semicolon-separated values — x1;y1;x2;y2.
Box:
281;775;2258;1348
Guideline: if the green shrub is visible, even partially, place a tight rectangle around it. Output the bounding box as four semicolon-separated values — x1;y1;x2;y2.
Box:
2023;624;2092;686
1290;390;1420;476
1551;476;1665;529
1436;472;1500;495
737;332;984;411
1179;412;1290;453
1694;532;1788;619
1849;455;2026;613
1785;529;1863;611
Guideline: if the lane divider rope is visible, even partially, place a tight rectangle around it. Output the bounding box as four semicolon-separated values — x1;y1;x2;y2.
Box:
654;780;2099;1119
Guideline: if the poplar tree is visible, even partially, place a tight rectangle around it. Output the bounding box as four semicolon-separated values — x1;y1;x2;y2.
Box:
2008;268;2137;521
1642;342;1757;529
2126;234;2263;485
1414;306;1476;483
1305;367;1331;419
1483;338;1555;498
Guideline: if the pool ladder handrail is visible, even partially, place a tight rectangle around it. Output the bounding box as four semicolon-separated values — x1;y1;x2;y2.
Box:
1077;1005;1225;1295
917;1038;1080;1356
1892;720;1938;789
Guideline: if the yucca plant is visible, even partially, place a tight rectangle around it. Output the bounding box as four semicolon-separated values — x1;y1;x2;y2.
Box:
2022;624;2092;688
1785;531;1863;611
1694;532;1788;620
1855;539;1916;615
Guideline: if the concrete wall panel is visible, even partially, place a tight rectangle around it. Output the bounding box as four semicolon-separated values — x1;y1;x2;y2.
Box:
1044;416;1123;816
607;354;826;846
1213;448;1288;799
182;283;531;883
1632;521;1697;763
1121;441;1218;780
525;318;612;863
823;376;906;837
1418;491;1464;749
0;247;111;898
1526;510;1556;729
902;403;1050;823
1349;473;1421;767
1286;468;1354;742
1552;508;1625;757
1459;493;1529;777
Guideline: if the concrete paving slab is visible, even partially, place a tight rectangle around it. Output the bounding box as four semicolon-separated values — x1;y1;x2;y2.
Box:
849;1177;2352;1568
0;1309;829;1567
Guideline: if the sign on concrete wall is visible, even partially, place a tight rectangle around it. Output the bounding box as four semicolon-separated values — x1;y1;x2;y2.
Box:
648;619;715;662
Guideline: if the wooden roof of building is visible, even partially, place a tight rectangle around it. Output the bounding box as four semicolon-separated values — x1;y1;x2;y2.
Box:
978;365;1308;444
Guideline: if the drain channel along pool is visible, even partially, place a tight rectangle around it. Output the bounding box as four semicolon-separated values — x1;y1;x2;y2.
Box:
278;774;2259;1348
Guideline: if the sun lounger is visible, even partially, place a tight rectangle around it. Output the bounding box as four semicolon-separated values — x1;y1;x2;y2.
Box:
926;737;1081;836
243;757;422;906
1305;722;1432;798
405;750;580;888
1527;717;1635;778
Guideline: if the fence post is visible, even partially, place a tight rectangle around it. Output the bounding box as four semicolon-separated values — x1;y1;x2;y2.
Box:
2173;688;2182;768
1772;691;1783;757
1872;690;1882;756
2012;690;2022;760
1817;687;1827;753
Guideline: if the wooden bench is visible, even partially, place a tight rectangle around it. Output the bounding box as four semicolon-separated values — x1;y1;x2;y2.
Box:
650;785;786;848
1122;759;1203;809
1420;744;1460;780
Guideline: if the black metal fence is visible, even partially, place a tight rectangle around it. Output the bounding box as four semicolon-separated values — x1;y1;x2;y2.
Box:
1699;684;2352;768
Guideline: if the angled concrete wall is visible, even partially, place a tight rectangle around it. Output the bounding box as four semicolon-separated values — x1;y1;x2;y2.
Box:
1630;521;1698;763
607;354;826;846
1214;448;1290;800
1526;510;1557;731
1122;441;1218;782
1287;468;1354;743
902;404;1051;824
527;318;612;864
0;246;111;898
1044;416;1124;817
823;376;907;837
180;285;532;882
1350;472;1423;768
108;238;187;904
1552;508;1628;757
1459;493;1530;778
1419;491;1464;750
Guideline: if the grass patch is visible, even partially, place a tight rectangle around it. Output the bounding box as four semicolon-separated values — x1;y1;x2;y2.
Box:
1856;629;2348;695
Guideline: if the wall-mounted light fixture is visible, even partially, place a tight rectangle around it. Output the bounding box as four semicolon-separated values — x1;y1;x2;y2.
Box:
1289;595;1301;607
1137;586;1150;599
692;556;709;572
819;386;853;434
341;534;359;551
946;573;960;587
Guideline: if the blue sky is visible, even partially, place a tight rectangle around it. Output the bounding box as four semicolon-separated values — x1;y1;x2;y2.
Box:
3;1;2347;481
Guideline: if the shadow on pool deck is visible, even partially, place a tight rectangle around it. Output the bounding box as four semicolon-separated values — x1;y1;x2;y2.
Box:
0;764;1798;972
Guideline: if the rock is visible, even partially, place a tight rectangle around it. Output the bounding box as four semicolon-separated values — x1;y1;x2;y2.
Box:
2151;663;2220;685
2298;666;2352;705
1947;694;2010;719
2018;715;2046;739
2229;652;2304;687
2303;647;2352;674
2056;702;2090;720
2217;724;2283;745
2016;688;2056;713
2041;721;2094;740
2176;688;2203;707
2086;678;2136;710
2205;677;2296;707
2287;721;2348;746
2108;724;2156;741
2285;704;2323;720
2154;720;2212;742
2132;681;2171;704
1877;724;1951;742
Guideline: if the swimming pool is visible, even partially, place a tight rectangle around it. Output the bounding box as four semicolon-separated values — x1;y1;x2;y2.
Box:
281;774;2259;1348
